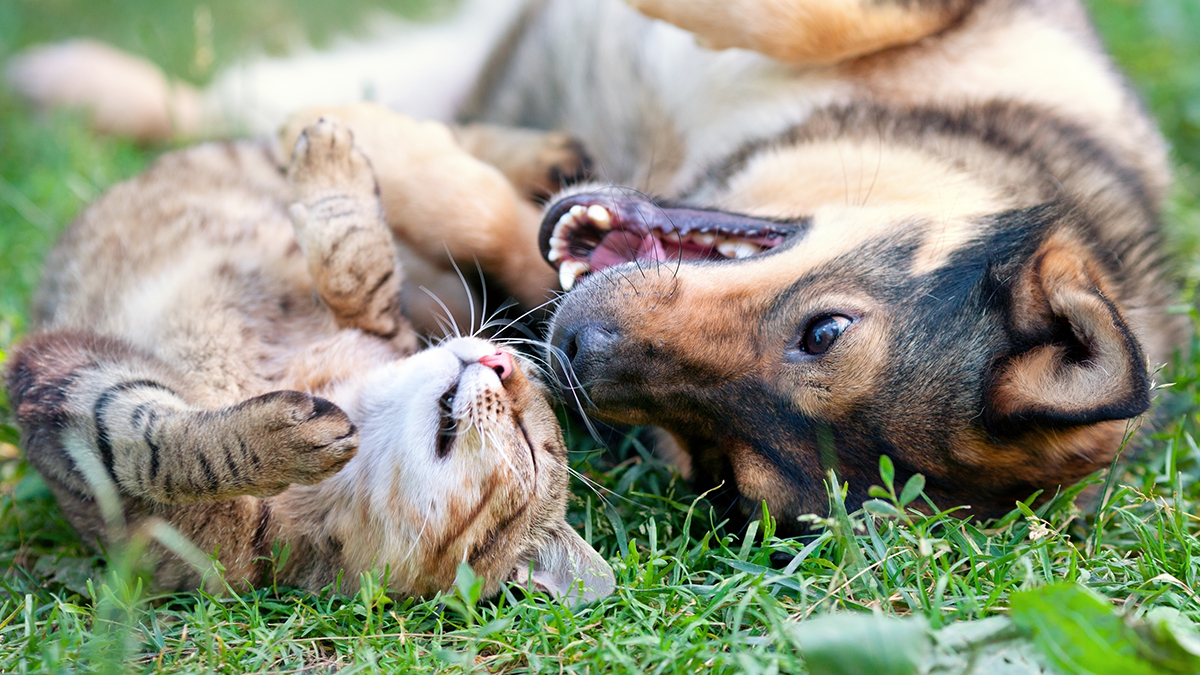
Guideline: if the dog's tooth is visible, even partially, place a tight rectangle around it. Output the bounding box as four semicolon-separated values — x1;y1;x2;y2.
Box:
691;232;716;246
549;236;568;250
559;260;589;291
733;241;762;258
586;204;612;230
552;213;575;239
548;248;563;262
716;240;739;257
569;205;587;219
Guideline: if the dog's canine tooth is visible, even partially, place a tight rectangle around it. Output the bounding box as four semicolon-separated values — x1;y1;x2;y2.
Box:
586;205;612;229
559;260;589;291
552;213;574;240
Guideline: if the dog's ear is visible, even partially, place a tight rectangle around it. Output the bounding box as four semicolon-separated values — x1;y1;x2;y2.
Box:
511;521;614;604
985;233;1150;436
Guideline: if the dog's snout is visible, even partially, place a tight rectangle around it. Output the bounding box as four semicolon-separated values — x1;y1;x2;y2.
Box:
552;322;619;388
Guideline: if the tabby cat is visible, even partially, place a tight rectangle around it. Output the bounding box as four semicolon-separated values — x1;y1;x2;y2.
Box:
4;117;614;602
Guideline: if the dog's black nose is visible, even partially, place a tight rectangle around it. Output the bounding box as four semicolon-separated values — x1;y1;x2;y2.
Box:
550;322;619;390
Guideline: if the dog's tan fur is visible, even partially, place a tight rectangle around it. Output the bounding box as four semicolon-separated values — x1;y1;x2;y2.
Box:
6;0;1187;528
627;0;973;65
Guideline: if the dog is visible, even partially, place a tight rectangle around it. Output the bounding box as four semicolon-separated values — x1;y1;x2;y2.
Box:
8;0;1186;530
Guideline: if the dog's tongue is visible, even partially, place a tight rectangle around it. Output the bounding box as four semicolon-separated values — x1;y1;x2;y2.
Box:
590;232;668;269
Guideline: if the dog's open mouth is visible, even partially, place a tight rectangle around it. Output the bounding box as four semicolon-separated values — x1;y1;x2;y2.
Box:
539;193;805;290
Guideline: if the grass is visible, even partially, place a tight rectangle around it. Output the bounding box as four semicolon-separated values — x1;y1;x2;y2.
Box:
2;0;1200;672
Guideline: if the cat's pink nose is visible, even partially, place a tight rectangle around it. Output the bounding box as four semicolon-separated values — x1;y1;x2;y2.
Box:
478;351;514;381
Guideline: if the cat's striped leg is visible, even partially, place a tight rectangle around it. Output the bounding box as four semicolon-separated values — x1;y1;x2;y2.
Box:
280;104;558;311
287;117;412;343
5;332;358;511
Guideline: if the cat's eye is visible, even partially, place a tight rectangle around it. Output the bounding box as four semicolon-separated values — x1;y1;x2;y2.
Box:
436;387;457;458
799;315;853;355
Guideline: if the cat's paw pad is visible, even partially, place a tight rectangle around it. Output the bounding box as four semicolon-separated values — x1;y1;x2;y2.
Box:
288;117;378;201
242;390;359;488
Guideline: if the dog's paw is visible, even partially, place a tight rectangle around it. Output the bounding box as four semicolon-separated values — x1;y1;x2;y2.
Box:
237;390;359;491
532;133;592;199
288;117;379;203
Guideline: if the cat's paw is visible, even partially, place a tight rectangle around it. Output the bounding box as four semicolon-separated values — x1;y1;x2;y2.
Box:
288;117;379;203
237;390;359;491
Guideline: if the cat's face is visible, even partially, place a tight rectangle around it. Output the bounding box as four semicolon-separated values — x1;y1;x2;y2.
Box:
346;337;612;601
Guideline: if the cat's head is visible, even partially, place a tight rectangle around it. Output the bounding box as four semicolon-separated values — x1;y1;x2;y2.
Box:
344;337;614;602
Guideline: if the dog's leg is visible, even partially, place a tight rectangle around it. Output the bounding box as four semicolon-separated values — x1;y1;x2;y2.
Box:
281;104;557;310
626;0;978;64
452;124;592;202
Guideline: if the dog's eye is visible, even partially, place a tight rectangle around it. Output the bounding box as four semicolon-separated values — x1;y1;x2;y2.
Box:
801;315;852;355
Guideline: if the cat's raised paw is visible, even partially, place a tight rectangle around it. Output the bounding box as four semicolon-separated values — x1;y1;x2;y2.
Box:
235;390;359;492
288;117;378;202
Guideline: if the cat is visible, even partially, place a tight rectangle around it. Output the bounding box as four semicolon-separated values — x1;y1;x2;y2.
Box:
4;117;614;602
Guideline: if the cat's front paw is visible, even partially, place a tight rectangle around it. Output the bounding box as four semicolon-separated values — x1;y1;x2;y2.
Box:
234;390;359;494
288;117;379;203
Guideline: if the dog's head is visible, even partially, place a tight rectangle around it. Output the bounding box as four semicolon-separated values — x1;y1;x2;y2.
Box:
540;170;1159;527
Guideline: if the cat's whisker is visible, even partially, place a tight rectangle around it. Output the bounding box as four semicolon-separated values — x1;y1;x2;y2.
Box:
400;501;433;568
470;255;492;340
441;246;480;338
420;285;463;340
565;465;644;510
431;314;456;345
477;293;566;339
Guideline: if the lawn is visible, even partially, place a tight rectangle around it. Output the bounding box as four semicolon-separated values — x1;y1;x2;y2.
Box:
2;0;1200;672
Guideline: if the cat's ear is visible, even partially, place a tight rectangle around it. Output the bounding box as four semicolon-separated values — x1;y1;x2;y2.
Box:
512;521;614;604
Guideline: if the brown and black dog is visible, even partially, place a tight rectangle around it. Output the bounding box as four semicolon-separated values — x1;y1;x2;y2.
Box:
8;0;1187;530
471;0;1187;527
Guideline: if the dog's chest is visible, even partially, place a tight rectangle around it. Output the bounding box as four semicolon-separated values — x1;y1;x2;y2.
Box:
474;0;854;194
